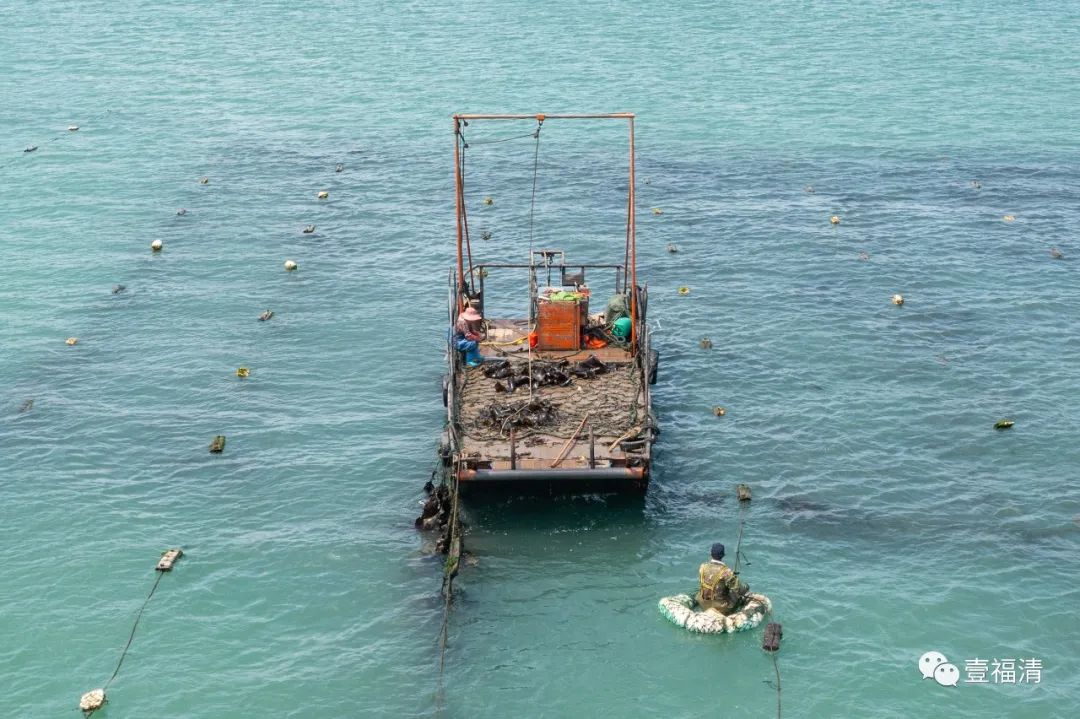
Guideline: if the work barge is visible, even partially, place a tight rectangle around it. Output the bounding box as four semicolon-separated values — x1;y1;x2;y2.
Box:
440;113;658;494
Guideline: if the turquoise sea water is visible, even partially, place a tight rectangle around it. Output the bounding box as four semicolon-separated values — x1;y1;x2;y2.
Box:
2;2;1079;717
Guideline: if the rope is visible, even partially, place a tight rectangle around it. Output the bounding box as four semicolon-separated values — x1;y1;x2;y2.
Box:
733;499;749;575
435;474;463;712
526;120;543;399
456;131;476;296
771;651;782;719
85;570;166;717
0;108;113;171
464;131;538;146
763;606;783;719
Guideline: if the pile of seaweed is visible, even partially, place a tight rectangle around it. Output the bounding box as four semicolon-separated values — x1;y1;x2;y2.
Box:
475;397;560;434
482;356;608;394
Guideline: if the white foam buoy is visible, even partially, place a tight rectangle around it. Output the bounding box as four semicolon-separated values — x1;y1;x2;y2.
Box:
66;337;78;346
79;689;105;711
68;125;80;132
151;239;163;252
891;294;905;305
317;190;329;199
199;177;209;185
830;215;841;225
303;225;315;234
1003;214;1016;222
284;260;298;271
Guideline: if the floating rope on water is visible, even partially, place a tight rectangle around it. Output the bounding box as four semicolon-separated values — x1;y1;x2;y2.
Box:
0;109;113;170
80;549;183;716
434;469;463;714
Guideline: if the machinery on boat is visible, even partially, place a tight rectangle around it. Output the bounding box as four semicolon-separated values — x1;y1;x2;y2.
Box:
439;113;657;494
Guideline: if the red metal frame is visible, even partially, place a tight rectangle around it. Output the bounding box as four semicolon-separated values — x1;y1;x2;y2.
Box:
452;112;638;348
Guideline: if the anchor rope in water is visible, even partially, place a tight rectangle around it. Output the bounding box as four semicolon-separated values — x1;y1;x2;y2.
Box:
85;569;167;717
730;486;779;718
763;606;782;719
435;468;463;711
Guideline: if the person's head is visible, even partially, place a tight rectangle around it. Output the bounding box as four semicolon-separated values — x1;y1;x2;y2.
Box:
462;307;481;322
710;543;725;561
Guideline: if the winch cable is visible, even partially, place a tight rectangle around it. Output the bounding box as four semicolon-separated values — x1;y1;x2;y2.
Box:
456;128;476;296
525;118;543;398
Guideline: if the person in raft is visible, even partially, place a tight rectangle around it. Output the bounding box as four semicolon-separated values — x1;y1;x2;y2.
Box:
695;543;750;614
454;306;485;367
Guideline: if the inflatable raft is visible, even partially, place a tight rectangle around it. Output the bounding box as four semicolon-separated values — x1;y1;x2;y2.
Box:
658;592;772;634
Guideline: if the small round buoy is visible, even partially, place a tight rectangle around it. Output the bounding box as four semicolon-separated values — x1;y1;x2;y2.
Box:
1003;214;1016;222
700;337;713;349
483;196;494;206
199;177;209;185
971;180;981;189
678;286;690;296
112;284;126;294
66;337;78;346
151;239;163;252
24;145;37;153
713;406;726;416
317;190;329;199
176;208;187;216
284;260;298;271
258;310;274;321
891;293;905;306
666;243;678;253
652;207;663;215
79;689;105;711
858;251;870;261
805;185;815;193
480;230;492;241
830;215;841;225
303;225;316;234
1050;247;1064;260
335;163;344;173
236;367;250;378
68;125;79;132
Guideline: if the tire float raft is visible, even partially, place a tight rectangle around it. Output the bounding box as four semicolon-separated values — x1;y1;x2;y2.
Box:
658;592;772;634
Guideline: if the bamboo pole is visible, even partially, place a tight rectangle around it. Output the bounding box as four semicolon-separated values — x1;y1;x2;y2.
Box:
551;413;590;468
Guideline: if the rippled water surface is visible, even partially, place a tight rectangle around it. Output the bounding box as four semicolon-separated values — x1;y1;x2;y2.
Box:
2;2;1079;717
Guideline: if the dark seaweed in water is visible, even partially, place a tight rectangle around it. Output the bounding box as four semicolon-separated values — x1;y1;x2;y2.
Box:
475;397;560;433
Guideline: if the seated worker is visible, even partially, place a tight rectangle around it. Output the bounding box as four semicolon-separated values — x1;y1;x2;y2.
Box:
453;306;485;367
695;543;750;614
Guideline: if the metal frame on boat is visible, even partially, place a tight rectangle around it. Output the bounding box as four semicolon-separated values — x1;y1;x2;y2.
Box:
440;113;657;493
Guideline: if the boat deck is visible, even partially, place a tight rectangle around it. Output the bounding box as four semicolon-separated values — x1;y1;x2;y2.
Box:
454;318;646;473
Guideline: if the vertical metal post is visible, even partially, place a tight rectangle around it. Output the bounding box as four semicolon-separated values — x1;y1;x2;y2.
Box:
453;116;466;313
588;426;595;468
